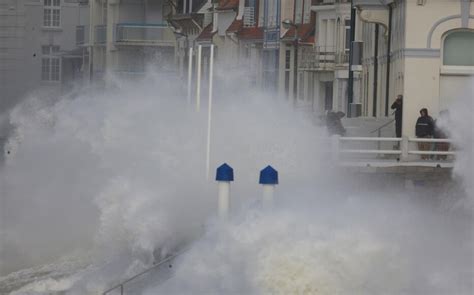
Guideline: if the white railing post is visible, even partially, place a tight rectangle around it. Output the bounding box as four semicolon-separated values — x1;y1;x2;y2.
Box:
195;44;202;112
331;135;341;164
215;163;234;220
205;44;214;180
187;46;193;105
401;135;409;161
259;166;278;210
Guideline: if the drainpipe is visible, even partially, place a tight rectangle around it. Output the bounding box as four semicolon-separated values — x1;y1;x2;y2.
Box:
347;1;356;116
372;24;379;117
293;27;299;105
384;5;392;116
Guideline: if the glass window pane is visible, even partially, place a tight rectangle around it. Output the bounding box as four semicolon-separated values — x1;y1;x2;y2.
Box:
44;9;51;26
285;50;291;69
443;31;474;66
53;0;60;6
42;58;50;80
51;59;60;81
52;9;60;27
44;0;51;6
345;27;350;51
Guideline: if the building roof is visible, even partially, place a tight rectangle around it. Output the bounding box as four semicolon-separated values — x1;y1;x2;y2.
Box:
216;0;239;11
281;23;314;42
300;34;315;45
226;19;243;33
168;14;204;34
196;23;215;42
236;27;264;41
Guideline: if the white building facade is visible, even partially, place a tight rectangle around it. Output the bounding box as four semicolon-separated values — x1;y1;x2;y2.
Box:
356;0;474;136
0;0;88;111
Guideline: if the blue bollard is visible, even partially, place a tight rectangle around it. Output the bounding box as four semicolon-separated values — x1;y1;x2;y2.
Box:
216;163;234;219
259;165;278;209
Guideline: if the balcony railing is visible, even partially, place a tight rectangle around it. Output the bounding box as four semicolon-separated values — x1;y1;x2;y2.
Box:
335;51;349;64
352;0;393;6
243;7;255;27
95;25;106;44
115;23;175;46
299;46;349;70
312;0;350;5
299;46;320;69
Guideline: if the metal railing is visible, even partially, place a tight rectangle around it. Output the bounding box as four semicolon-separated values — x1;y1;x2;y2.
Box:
370;118;395;135
115;23;174;46
243;7;255;27
299;46;348;70
312;0;350;4
95;25;106;44
102;248;190;295
332;135;456;166
335;51;349;64
369;118;395;150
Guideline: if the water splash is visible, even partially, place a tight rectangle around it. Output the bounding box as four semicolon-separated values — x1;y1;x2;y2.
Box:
1;72;472;294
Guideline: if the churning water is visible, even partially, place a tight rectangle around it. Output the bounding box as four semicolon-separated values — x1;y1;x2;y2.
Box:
0;71;472;294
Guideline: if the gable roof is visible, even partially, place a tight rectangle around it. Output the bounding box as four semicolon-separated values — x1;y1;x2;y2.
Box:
216;0;239;11
226;19;243;33
196;23;215;42
281;23;314;42
236;26;264;41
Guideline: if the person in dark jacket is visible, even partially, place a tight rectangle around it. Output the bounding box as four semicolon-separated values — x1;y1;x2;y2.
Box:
326;111;346;136
391;95;403;137
415;108;434;160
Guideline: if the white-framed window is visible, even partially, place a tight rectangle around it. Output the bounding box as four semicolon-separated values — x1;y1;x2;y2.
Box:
43;0;61;28
41;45;61;81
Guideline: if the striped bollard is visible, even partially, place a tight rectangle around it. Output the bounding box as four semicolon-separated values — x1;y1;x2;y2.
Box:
215;163;234;219
259;165;278;210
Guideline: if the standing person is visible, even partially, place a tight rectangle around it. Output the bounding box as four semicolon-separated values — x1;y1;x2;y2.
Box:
415;108;434;160
326;111;346;136
391;95;403;138
434;110;450;160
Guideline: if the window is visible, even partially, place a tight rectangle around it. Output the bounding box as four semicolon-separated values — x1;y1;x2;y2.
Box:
284;49;291;96
324;81;333;110
294;0;303;24
41;45;60;81
285;49;291;69
44;0;60;27
303;0;311;23
443;31;474;66
344;19;351;51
